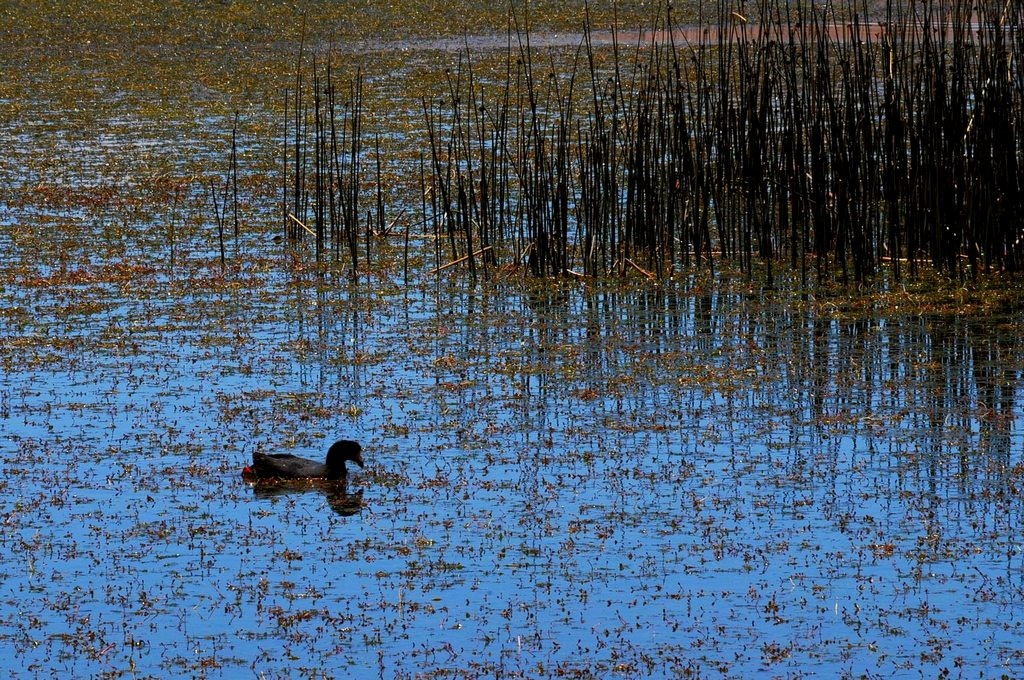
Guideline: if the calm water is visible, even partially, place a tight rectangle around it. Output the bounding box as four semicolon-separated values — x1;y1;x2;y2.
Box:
1;253;1023;677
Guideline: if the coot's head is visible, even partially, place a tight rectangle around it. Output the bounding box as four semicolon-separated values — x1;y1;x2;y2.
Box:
326;439;364;474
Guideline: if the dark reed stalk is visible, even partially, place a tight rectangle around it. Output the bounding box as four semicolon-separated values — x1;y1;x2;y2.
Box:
210;179;226;268
231;111;239;253
411;154;426;287
349;72;364;280
422;100;444;273
282;88;290;241
325;61;338;262
291;48;305;241
375;131;385;242
327;65;344;262
168;184;179;273
312;58;323;261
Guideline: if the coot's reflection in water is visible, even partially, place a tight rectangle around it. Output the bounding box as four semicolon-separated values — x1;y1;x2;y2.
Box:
246;481;366;518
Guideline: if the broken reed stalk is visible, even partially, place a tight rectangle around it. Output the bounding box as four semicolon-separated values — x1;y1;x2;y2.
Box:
428;246;494;274
287;212;316;238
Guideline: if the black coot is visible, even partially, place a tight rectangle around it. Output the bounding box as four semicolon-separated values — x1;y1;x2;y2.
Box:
243;439;364;480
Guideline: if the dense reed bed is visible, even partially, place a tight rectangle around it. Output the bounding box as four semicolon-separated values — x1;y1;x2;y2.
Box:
281;37;369;275
282;0;1022;284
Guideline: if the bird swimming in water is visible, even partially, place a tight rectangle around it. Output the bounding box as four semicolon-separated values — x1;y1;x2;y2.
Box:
242;439;364;481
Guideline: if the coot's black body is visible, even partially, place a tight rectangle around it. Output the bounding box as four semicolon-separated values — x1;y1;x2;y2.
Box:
245;440;363;480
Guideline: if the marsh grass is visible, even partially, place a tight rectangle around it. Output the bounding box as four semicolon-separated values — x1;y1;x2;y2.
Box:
403;0;1024;282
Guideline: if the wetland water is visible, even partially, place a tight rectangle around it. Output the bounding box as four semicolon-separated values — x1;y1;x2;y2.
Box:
3;1;1024;677
2;265;1023;677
